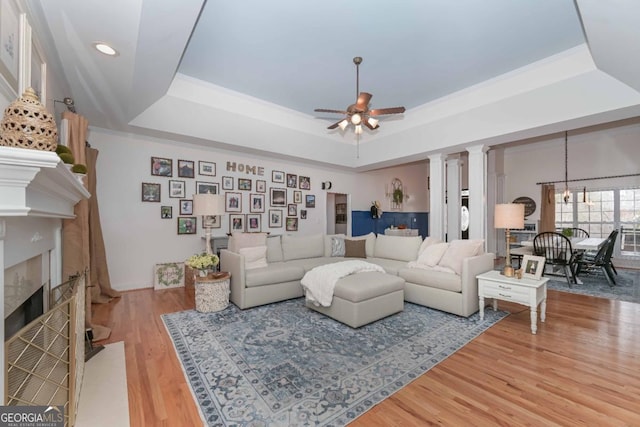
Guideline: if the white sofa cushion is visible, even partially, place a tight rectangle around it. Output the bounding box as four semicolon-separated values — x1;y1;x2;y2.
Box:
228;232;267;253
282;233;324;261
324;233;346;256
374;234;422;262
266;235;283;263
416;242;449;267
438;239;484;275
350;232;376;257
418;236;444;256
239;245;268;270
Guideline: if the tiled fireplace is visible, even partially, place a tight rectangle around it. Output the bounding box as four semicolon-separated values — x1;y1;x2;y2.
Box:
0;146;89;403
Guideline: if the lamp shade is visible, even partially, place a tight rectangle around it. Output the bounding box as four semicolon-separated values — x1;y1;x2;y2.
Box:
193;193;224;216
494;203;524;229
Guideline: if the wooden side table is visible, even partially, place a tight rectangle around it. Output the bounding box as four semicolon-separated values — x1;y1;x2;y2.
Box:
476;270;548;334
195;272;231;313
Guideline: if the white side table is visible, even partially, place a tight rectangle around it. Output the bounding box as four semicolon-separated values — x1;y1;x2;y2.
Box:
195;272;231;313
476;270;549;334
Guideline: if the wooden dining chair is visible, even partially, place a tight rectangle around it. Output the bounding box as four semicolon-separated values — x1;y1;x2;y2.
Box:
569;228;589;238
533;232;578;286
575;229;618;286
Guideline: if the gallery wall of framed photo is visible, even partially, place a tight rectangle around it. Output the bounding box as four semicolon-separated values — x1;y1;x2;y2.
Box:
142;156;322;236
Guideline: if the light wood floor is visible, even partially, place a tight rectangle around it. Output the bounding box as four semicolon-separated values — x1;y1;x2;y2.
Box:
93;282;640;426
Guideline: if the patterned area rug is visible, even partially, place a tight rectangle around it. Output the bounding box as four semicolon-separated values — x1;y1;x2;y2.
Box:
546;268;640;303
162;299;506;426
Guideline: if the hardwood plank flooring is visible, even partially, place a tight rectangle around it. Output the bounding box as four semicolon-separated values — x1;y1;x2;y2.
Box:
92;282;640;426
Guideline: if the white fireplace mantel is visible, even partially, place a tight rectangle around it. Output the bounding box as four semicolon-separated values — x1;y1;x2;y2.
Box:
0;146;90;218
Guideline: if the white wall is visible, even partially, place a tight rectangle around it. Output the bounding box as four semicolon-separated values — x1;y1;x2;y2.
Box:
89;129;429;290
502;119;640;225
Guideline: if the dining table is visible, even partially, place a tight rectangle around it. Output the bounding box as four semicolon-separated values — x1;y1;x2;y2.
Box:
519;237;606;251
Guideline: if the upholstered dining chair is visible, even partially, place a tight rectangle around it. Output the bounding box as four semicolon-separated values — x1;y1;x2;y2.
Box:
575;229;619;287
533;232;578;286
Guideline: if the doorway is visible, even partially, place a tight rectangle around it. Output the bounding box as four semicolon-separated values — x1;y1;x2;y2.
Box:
326;192;348;235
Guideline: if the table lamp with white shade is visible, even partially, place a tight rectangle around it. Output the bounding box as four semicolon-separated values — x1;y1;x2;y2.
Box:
495;203;525;277
193;193;225;255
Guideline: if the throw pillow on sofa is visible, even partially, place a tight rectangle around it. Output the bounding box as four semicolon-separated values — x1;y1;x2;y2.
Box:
239;245;268;270
324;233;346;256
438;239;484;275
349;232;376;257
330;237;345;257
229;232;267;253
344;239;366;258
418;236;444;256
416;242;449;267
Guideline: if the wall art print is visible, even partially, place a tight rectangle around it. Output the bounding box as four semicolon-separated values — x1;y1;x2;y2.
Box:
142;182;161;202
198;161;216;176
178;159;195;178
154;262;185;290
151;157;172;177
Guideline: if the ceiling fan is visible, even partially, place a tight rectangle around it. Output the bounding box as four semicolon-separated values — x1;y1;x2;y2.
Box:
315;56;405;134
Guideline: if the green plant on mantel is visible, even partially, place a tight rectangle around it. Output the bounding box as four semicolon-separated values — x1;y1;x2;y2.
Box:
58;152;75;164
393;188;404;204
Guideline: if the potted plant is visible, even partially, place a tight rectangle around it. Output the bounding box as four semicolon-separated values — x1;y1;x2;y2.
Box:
562;228;573;238
185;252;219;278
393;188;404;204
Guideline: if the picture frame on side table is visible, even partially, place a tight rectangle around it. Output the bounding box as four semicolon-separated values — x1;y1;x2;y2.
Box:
198;161;216;176
142;183;161;202
522;255;545;280
269;209;283;228
177;217;197;235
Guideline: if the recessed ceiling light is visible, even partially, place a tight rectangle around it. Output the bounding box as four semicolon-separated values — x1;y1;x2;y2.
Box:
93;42;118;56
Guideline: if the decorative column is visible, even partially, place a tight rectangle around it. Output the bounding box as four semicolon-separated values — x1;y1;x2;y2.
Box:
466;144;489;242
428;153;446;240
446;156;461;241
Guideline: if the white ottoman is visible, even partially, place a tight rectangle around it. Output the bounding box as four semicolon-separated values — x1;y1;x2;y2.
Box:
306;271;405;328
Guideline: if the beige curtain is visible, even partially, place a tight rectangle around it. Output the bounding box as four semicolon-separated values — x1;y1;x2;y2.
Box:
61;111;116;341
539;184;556;233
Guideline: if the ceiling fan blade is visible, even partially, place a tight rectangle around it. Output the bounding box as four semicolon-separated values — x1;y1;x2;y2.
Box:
356;92;372;109
327;119;345;130
369;106;406;116
315;108;348;114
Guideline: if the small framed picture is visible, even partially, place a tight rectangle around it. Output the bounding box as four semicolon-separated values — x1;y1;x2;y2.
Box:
203;215;222;228
230;214;245;233
196;181;218;194
288;204;297;217
305;194;316;208
177;160;195;178
142;183;161;202
272;170;285;183
198;161;216;176
161;206;172;219
270;187;287;207
269;209;283;228
179;199;193;215
225;192;242;212
177;217;197;235
286;217;298;232
286;173;297;188
238;178;252;191
222;176;234;190
153;262;185;290
247;214;261;232
151;157;172;177
293;190;302;204
522;255;546;280
300;209;307;219
299;176;311;190
256;180;266;193
250;193;265;213
168;180;185;198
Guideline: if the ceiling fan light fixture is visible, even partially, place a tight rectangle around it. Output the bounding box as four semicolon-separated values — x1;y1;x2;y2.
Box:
351;113;362;125
367;117;379;128
355;125;363;135
338;119;349;131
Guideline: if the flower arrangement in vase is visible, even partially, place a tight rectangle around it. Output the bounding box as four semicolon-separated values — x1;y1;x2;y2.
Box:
185;252;219;278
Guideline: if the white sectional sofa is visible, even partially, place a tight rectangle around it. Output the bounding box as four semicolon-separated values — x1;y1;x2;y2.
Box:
220;232;495;317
